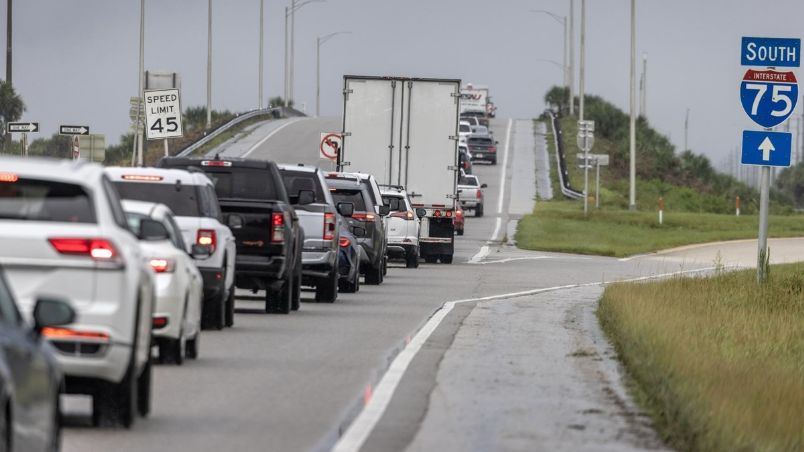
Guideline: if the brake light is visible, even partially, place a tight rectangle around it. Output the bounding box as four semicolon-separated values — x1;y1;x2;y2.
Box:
201;160;232;167
456;209;463;217
271;212;285;243
339;237;351;248
389;211;415;220
489;146;497;153
476;190;482;200
0;173;19;182
152;316;169;329
49;238;119;261
121;175;163;181
197;229;217;253
446;210;453;218
433;210;442;217
352;213;376;222
323;212;336;241
149;258;175;273
42;327;109;342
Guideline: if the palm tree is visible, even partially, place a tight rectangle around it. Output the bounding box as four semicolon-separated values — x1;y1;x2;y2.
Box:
0;80;25;151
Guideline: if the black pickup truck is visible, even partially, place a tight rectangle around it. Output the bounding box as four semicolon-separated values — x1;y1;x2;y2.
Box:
159;157;303;314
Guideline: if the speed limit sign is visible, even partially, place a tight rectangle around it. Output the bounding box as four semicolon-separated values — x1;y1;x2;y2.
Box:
739;69;798;128
144;88;183;140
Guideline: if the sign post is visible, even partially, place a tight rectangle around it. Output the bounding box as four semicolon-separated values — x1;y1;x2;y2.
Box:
739;36;800;283
8;122;39;157
576;120;595;217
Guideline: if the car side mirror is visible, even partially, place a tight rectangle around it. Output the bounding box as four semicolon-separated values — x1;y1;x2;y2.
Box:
32;297;75;335
350;226;367;237
337;202;354;217
415;208;427;219
378;205;391;216
227;214;244;230
297;190;315;205
138;219;169;241
481;183;488;188
191;244;212;259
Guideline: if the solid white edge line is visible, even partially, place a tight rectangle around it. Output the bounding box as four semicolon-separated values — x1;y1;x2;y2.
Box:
241;117;302;157
468;245;490;264
496;119;513;214
490;217;502;242
331;265;721;452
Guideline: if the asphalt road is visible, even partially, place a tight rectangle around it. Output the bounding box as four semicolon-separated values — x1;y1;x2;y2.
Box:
61;117;784;452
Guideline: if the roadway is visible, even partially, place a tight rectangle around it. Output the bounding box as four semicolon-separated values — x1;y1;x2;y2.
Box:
61;117;798;452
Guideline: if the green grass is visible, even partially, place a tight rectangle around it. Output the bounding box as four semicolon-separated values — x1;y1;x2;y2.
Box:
515;200;804;257
598;263;804;451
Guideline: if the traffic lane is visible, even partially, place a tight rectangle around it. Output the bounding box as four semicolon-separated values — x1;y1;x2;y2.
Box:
247;116;341;166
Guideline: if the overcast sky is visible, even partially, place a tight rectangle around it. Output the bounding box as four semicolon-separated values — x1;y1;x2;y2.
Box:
3;0;804;167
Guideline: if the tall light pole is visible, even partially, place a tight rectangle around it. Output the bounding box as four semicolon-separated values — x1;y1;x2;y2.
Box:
284;6;289;106
286;0;325;107
684;108;690;152
258;0;264;110
579;0;586;121
206;0;213;129
5;0;11;86
531;10;568;109
136;0;145;166
639;53;647;117
628;0;636;210
316;31;350;117
569;0;575;116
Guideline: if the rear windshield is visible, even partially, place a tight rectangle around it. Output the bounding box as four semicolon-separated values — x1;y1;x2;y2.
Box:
206;169;279;201
382;195;408;212
459;175;479;186
0;178;95;223
331;189;367;212
114;182;201;217
280;170;325;204
468;137;493;146
459;124;471;133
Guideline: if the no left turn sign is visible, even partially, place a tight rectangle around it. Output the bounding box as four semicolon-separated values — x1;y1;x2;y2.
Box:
320;132;342;160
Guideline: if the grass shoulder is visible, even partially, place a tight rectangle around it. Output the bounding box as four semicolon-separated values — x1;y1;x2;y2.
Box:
598;263;804;451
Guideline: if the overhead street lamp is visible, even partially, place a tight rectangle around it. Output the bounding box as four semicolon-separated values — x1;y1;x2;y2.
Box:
258;0;264;110
206;0;213;129
534;59;569;106
531;9;569;109
285;0;325;108
316;31;351;117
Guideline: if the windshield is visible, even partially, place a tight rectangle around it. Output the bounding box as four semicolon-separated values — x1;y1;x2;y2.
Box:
0;178;95;223
206;168;279;201
281;170;325;204
114;182;201;217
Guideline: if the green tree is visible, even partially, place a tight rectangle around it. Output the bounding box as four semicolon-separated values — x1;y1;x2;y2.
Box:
0;80;25;151
776;162;804;208
268;96;292;108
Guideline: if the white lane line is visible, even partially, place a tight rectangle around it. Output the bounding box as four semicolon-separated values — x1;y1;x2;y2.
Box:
496;118;513;214
468;245;489;264
477;256;551;265
490;217;502;243
241;118;303;157
331;265;720;452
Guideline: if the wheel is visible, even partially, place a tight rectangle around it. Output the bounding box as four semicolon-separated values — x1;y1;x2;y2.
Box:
0;402;10;452
202;284;226;330
186;332;200;360
137;358;152;417
224;284;235;327
265;275;292;314
93;365;137;428
490;158;497;165
291;259;302;311
315;268;338;303
158;335;185;365
424;256;438;264
441;254;454;264
405;250;419;268
382;256;388;276
475;204;484;217
364;261;382;285
49;388;62;452
456;228;464;236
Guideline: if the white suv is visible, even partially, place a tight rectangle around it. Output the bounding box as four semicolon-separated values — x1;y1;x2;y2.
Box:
106;167;236;330
0;157;155;428
380;186;420;268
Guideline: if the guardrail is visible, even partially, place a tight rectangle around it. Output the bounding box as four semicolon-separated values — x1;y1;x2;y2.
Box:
547;110;584;200
176;107;283;157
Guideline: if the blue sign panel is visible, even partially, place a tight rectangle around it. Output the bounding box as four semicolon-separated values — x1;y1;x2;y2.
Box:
741;37;801;67
739;69;798;128
741;130;792;167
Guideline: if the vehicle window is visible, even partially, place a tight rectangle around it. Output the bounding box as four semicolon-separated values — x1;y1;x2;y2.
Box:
0;272;21;325
331;189;367;212
468;137;493;146
162;214;186;250
103;177;130;231
124;211;148;237
382;195;406;212
0;177;96;223
465;176;479;186
281;170;325;203
359;180;380;206
205;186;222;220
114;182;202;217
459;124;471;133
205;169;278;201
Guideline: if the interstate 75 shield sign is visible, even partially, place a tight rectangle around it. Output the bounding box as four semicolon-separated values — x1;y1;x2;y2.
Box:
740;69;798;128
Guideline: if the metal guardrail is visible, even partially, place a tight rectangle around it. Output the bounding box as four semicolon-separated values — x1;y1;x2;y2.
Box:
176;107;282;157
547;110;584;200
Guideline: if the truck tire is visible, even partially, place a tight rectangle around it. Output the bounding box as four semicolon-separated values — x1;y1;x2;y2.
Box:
291;261;302;311
186;332;200;360
441;254;454;264
364;262;383;285
225;285;235;327
405;250;419;268
490;157;497;165
339;268;360;293
265;275;292;314
158;336;185;365
475;204;484;217
137;358;152;417
456;227;464;236
315;271;338;303
424;256;438;264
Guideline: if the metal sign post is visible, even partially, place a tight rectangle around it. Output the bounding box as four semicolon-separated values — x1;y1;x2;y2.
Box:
576;120;595;217
739;36;800;284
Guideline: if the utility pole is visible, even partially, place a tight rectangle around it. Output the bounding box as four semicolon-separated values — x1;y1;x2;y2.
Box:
284;6;289;107
639;53;647;117
5;0;11;85
258;0;264;110
136;0;145;167
684;108;690;152
628;0;636;210
578;0;586;121
569;0;575;116
290;0;296;104
206;0;212;129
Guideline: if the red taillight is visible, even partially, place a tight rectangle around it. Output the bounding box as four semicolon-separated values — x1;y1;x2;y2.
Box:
49;238;119;261
152;316;169;329
271;212;285;243
323;212;336;241
456;209;463;217
0;173;19;183
121;175;163;181
433;210;442;217
201;160;232;167
389;211;415;220
446;210;453;218
197;229;217;253
149;258;175;273
352;213;376;222
489;146;497;153
339;237;351;248
42;327;109;342
476;190;482;200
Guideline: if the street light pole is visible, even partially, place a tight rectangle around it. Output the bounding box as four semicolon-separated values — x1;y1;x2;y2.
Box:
316;31;350;117
628;0;636;210
5;0;11;86
137;0;145;167
206;0;212;129
579;0;586;121
531;10;568;107
284;6;289;107
569;0;575;116
258;0;264;110
640;53;647;117
286;0;325;107
684;108;690;152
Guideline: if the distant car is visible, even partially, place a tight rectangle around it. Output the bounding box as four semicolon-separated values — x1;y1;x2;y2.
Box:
122;200;204;365
459;145;473;175
467;136;499;165
460;115;480;127
458;121;472;144
0;157;155;428
0;267;74;451
325;173;389;284
381;186;420;268
470;125;491;136
457;173;488;217
107;167;237;330
337;222;361;293
454;205;465;236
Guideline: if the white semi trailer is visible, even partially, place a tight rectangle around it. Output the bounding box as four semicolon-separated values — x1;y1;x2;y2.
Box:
339;75;461;264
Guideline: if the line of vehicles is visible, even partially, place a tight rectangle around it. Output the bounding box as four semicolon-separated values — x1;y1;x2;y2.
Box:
0;77;493;450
